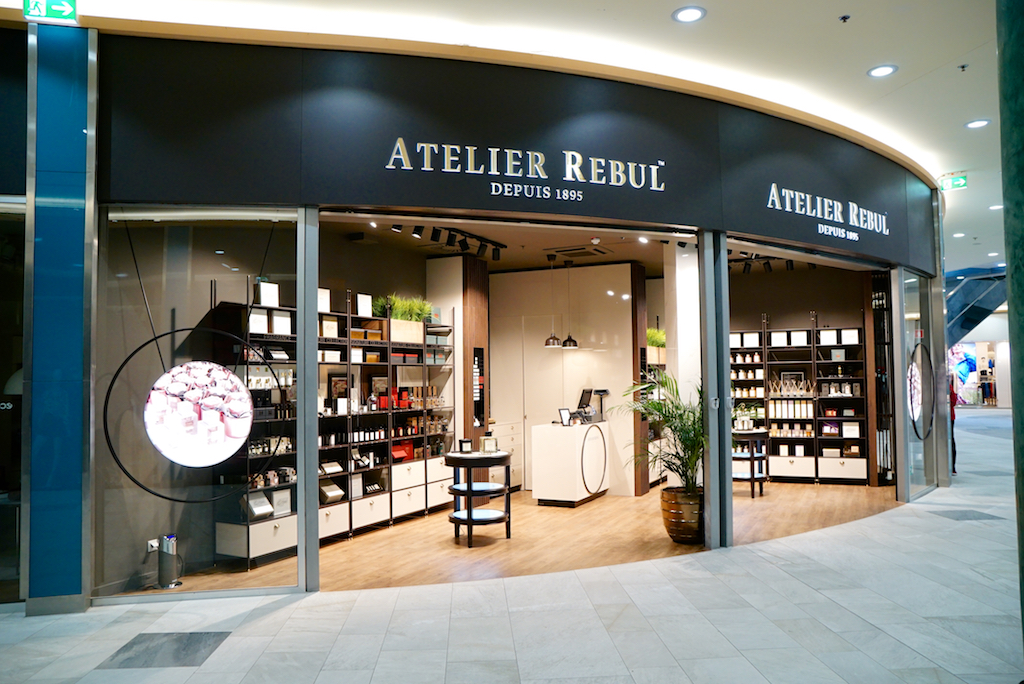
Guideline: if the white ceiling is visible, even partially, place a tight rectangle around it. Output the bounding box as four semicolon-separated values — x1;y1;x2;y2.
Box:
3;0;1005;273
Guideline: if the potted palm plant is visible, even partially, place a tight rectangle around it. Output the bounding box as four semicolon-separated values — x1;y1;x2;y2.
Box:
621;368;706;544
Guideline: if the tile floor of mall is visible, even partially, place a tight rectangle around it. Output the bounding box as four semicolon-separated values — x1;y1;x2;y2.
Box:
1;408;1021;684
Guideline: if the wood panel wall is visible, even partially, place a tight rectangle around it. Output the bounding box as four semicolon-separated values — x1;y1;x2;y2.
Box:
631;263;650;496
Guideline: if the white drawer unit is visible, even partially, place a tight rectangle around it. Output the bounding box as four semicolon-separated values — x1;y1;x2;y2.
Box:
490;422;522;439
216;515;297;559
392;460;426;491
319;503;350;539
817;457;868;480
768;456;816;479
489;465;522;489
426;456;453;483
352;494;391;529
427;478;454;508
393;485;426;517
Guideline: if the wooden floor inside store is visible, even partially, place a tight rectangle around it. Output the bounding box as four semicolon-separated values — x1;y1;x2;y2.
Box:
163;481;899;594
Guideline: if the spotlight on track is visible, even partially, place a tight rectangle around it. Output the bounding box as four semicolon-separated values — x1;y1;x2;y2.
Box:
477;241;488;257
458;237;470;252
430;228;442;242
492;247;501;261
412;226;424;239
391;224;403;233
742;262;751;274
809;262;817;269
446;231;457;247
763;261;772;273
786;260;794;271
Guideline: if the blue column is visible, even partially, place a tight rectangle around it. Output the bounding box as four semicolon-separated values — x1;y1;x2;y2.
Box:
25;23;92;615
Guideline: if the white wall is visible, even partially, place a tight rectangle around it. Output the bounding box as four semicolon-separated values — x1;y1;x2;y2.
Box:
490;263;637;496
664;242;702;402
960;312;1009;343
647;277;665;332
996;341;1012;408
426;257;464;437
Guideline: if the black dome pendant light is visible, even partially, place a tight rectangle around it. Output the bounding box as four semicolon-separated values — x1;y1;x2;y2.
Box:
544;254;562;348
562;260;578;349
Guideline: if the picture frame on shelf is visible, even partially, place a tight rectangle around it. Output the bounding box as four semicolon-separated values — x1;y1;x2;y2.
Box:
328;373;348;404
831;349;846;362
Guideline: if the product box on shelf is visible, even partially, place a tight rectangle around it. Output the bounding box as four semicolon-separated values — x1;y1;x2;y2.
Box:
321;316;339;338
391;440;415;462
841;422;861;438
318;288;331;313
822;447;842;458
249;310;269;335
255;282;280;308
319;482;345;504
356;293;373;317
819;329;838;346
270;488;292;517
271;310;292;335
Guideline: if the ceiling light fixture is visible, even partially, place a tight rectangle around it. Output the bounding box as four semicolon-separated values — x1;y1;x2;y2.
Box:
621;294;630;300
785;260;794;271
607;290;614;296
956;275;965;280
430;227;442;242
867;65;898;78
638;236;649;244
476;241;488;257
965;119;990;129
763;261;772;273
990;205;1004;210
742;262;751;274
215;250;224;255
458;237;470;252
905;278;917;284
952;233;965;238
545;254;561;349
492;247;501;261
672;6;706;22
446;231;457;247
391;224;403;233
998;263;1006;267
412;226;424;239
989;252;999;257
369;222;377;228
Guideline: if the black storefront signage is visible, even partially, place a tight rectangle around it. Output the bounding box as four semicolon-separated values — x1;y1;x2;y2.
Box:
96;36;936;276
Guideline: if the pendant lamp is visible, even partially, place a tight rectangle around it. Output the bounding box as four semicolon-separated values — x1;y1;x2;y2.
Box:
544;254;562;348
562;259;578;349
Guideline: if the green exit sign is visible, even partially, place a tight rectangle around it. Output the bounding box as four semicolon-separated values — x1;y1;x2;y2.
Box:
940;175;967;192
23;0;76;22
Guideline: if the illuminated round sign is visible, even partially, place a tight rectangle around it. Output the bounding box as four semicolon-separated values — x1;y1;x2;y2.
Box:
143;361;253;468
907;359;922;422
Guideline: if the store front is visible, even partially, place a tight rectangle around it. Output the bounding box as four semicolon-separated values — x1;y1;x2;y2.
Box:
11;25;945;610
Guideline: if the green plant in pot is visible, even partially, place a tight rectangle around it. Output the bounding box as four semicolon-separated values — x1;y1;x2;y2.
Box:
620;368;706;544
372;293;434;321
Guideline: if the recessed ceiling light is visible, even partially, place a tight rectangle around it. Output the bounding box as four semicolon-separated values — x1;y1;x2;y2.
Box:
621;294;631;300
990;205;1004;210
868;65;898;78
638;237;649;244
215;250;224;254
905;278;917;283
607;290;615;296
369;221;377;228
956;275;965;280
672;6;706;23
997;263;1006;267
988;252;998;257
952;233;965;238
965;119;990;129
231;267;239;271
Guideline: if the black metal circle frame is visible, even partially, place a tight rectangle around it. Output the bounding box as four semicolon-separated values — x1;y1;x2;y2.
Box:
581;423;608;495
908;342;936;442
102;326;284;504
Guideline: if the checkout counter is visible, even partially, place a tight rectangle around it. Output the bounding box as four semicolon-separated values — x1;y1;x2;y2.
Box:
531;389;610;507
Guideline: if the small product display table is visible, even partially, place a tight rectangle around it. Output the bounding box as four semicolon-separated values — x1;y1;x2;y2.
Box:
444;450;511;547
732;429;768;498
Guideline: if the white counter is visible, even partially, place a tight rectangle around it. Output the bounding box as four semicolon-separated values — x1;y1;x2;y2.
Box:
531;422;610;506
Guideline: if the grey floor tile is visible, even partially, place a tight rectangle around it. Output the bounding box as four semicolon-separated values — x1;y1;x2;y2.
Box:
323;633;384;670
878;622;1023;675
629;666;693;684
503;572;593;613
264;630;339;653
821;588;927;625
341;606;395;636
817;650;908;684
744;647;846;684
445;661;520;684
891;668;967;683
369;649;446;684
800;601;876;633
314;671;373;684
197;636;273;673
98;632;230;669
926;615;1024;670
186;673;246;684
240;651;329;684
836;627;939;671
772;619;857;654
609;630;677;669
30;639;126;679
450;580;508;618
510;610;628;680
381;609;450;652
647;615;739;661
395;584;453;611
78;667;198;684
595;604;652;633
622;582;698;617
447;616;515;662
143;598;262;634
678;657;770;684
